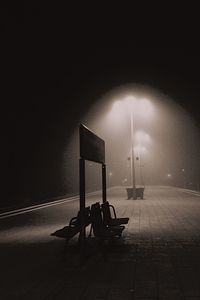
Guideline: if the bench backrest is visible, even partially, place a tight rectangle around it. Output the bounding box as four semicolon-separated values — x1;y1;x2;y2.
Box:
77;206;91;227
101;201;112;224
90;202;106;235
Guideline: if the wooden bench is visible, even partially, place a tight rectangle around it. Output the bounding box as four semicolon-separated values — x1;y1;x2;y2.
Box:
101;201;129;227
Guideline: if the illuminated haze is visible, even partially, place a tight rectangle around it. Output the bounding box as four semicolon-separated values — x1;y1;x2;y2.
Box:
64;84;200;193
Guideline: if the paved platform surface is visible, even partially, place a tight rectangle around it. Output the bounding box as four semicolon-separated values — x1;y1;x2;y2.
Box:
1;186;200;299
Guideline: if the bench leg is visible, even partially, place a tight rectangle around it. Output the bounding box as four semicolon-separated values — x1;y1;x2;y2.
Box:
88;224;93;238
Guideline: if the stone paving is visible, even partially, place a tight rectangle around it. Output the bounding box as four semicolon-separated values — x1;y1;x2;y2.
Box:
1;186;200;299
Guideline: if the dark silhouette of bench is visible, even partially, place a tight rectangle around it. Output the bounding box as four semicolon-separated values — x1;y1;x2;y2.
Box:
90;202;125;238
51;207;91;255
126;187;144;199
51;202;128;260
90;202;125;260
101;201;129;227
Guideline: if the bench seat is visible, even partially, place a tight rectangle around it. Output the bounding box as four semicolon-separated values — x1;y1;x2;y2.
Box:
101;201;129;227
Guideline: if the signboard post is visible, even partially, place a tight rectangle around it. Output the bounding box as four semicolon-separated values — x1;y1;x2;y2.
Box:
79;124;106;246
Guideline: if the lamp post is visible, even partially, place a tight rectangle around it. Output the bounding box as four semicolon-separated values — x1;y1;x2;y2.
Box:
130;110;137;199
109;96;153;199
135;131;150;187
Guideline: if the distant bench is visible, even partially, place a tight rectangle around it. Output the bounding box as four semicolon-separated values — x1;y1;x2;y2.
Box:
126;187;144;199
51;201;129;258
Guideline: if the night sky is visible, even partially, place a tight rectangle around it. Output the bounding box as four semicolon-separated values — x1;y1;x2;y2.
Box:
1;4;200;206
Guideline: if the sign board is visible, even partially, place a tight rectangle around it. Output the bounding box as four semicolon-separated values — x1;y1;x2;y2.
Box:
80;124;105;164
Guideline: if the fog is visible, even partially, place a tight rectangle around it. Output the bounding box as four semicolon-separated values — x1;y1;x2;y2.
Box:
64;84;200;194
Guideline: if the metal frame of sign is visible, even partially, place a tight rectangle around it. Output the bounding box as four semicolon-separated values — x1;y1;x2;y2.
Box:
79;124;106;209
79;124;107;242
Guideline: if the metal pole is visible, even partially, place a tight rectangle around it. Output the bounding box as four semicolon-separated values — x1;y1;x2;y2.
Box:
139;153;145;187
138;138;145;188
102;164;107;203
79;158;85;242
79;158;85;211
130;111;136;199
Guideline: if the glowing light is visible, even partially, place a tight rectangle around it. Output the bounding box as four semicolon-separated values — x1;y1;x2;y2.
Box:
107;100;125;124
122;178;128;184
139;98;154;118
124;96;137;110
109;95;154;124
112;100;124;114
167;173;172;178
109;95;154;123
134;145;148;155
135;130;151;144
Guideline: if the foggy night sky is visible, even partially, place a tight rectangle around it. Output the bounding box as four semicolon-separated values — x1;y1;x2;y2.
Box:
1;4;200;206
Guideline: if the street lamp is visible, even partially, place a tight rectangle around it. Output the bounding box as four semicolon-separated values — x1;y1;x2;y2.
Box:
130;107;136;198
125;96;153;199
110;95;153;199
